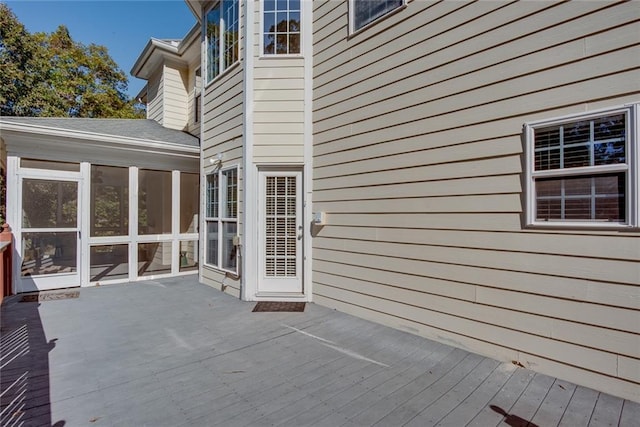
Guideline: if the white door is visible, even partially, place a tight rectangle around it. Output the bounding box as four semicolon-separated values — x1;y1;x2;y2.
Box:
18;177;81;292
257;170;303;295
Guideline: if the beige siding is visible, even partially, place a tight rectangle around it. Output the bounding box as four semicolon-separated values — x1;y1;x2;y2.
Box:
252;0;305;164
187;61;202;137
162;65;189;131
201;3;245;294
146;69;163;124
312;0;640;402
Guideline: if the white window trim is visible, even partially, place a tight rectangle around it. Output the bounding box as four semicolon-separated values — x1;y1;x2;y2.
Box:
204;164;239;274
259;0;303;58
525;103;639;229
204;0;241;87
348;0;406;36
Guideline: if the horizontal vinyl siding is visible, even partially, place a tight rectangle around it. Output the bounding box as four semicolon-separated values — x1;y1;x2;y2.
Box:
252;1;305;164
311;0;640;402
162;65;189;131
146;70;163;124
187;61;201;137
201;4;245;294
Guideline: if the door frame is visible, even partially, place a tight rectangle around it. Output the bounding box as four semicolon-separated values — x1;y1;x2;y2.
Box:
256;168;303;296
243;165;310;301
15;167;83;293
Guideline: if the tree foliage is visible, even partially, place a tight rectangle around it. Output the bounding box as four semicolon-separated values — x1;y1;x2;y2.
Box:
0;3;144;118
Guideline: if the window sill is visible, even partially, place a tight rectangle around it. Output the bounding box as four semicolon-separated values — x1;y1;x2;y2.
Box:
526;221;637;231
258;54;304;60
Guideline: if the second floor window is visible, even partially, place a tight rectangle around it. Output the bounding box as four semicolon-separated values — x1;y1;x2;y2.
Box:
263;0;301;55
206;0;239;84
351;0;404;33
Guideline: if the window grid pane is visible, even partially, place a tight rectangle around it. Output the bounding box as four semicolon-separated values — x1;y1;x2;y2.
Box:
534;114;626;172
353;0;403;31
206;173;219;218
206;221;219;267
222;221;238;271
206;4;220;82
535;173;626;222
263;0;301;55
224;168;238;219
223;0;240;67
206;0;239;83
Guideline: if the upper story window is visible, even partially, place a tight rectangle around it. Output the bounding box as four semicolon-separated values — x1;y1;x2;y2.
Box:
263;0;301;55
194;67;201;124
525;105;638;228
350;0;404;33
206;0;240;84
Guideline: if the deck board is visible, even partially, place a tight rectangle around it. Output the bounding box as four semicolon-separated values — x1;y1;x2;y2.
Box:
589;392;625;426
558;386;600;427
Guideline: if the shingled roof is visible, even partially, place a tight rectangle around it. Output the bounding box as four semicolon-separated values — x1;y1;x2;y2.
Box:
0;117;199;147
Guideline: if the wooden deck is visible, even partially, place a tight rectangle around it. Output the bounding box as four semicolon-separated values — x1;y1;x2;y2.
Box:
1;276;638;426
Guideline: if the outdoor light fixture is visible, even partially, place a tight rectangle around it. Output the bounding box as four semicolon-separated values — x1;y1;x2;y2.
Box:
209;152;223;166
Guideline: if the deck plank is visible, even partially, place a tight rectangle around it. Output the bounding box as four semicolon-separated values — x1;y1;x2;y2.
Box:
499;372;556;425
433;362;517;426
280;343;449;426
346;348;470;426
619;399;640;427
371;353;485;426
530;379;576;427
588;392;624;426
558;386;599;427
403;357;501;426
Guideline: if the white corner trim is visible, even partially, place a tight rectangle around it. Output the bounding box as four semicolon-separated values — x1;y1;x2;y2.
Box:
242;0;257;301
303;0;313;302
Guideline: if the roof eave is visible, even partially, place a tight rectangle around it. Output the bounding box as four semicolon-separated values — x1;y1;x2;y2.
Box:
0;121;199;154
130;38;182;79
185;0;203;21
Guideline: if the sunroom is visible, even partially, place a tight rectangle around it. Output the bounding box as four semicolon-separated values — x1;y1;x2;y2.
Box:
0;117;200;293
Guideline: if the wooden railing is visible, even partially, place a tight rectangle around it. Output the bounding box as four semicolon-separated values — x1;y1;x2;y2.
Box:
1;235;12;303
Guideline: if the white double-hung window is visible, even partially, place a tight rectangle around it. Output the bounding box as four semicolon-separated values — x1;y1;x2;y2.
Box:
350;0;404;33
262;0;301;55
525;105;638;228
205;167;238;272
205;0;239;84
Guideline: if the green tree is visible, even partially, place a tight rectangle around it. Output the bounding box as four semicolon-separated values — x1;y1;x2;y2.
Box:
0;3;144;118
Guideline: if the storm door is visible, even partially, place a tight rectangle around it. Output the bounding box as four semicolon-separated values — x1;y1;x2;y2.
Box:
19;177;81;291
257;170;303;295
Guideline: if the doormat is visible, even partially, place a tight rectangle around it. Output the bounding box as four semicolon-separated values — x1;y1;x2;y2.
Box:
20;291;80;303
252;301;305;312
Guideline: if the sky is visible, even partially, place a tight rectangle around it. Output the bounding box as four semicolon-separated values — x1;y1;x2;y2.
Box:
4;0;197;98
